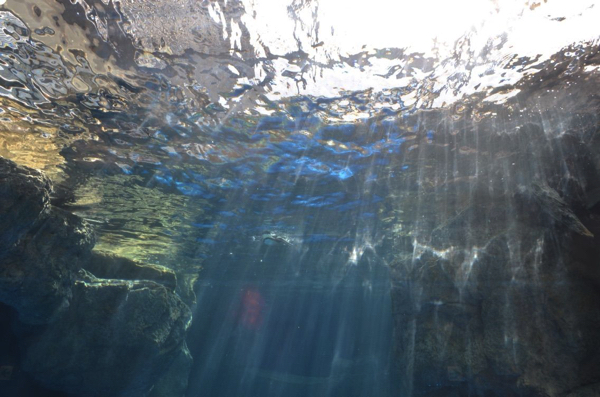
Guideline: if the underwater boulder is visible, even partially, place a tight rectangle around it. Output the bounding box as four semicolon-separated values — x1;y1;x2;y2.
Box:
21;277;192;397
0;157;194;396
0;157;95;324
85;251;177;291
1;208;95;324
149;343;193;397
0;157;52;255
566;383;600;397
390;187;600;397
527;181;594;237
477;246;600;397
390;251;489;396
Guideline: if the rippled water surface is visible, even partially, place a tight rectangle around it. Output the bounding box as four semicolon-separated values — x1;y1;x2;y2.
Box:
1;0;600;396
0;0;597;266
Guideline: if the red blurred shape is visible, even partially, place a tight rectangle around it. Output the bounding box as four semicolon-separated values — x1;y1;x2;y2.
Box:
239;288;264;330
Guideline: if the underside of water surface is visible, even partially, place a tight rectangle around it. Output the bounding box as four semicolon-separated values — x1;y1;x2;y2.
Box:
1;1;600;396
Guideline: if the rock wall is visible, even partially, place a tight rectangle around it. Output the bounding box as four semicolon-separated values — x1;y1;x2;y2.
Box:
386;106;600;396
0;157;192;397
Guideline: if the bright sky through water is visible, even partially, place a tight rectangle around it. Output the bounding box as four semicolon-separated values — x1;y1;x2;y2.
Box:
234;0;600;100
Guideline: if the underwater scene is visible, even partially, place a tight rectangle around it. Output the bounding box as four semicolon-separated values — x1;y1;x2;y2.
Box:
0;0;600;396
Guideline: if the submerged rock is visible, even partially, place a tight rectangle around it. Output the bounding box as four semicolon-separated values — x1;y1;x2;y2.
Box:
0;207;95;324
528;181;594;237
387;108;600;396
85;251;177;291
21;278;192;397
0;157;194;397
0;158;52;254
149;343;193;397
566;383;600;397
176;272;200;307
392;225;600;396
0;159;96;324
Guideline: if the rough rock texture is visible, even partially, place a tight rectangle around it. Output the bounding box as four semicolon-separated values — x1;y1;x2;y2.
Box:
175;273;200;308
149;343;193;397
0;157;52;254
0;158;95;324
0;157;193;397
21;277;191;397
566;383;600;397
392;230;600;397
85;251;177;291
386;102;600;396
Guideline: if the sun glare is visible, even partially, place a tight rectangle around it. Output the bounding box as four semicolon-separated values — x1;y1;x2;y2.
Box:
236;0;600;99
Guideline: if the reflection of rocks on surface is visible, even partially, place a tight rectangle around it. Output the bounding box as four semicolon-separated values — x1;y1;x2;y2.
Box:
0;157;192;397
387;106;600;396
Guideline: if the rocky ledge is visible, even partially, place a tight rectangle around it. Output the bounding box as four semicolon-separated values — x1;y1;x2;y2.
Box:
0;157;192;397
